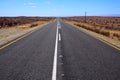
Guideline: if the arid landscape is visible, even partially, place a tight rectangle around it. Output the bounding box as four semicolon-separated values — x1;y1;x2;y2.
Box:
0;16;120;47
62;16;120;41
0;17;54;28
0;17;55;46
0;0;120;80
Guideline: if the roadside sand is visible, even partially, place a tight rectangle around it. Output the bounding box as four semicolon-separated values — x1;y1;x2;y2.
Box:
0;21;50;47
66;21;120;49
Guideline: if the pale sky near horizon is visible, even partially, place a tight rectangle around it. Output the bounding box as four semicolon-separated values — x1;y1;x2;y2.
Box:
0;0;120;16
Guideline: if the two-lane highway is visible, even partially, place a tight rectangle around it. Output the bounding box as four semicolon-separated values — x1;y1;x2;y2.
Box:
0;20;58;80
0;19;120;80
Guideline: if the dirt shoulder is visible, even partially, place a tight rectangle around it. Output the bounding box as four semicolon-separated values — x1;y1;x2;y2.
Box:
0;21;53;47
65;21;120;50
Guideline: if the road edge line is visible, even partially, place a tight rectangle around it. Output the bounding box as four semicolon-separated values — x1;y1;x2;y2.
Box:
0;22;52;51
65;21;120;51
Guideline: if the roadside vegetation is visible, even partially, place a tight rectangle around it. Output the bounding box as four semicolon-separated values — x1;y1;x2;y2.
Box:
62;16;120;41
0;17;55;46
0;17;55;28
29;23;39;28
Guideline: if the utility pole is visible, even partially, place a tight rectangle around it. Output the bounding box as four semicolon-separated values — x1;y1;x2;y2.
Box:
85;12;87;23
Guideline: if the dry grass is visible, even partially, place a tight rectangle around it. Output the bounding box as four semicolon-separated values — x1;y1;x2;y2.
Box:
65;21;120;48
62;16;120;30
0;20;51;46
0;17;55;28
64;20;120;41
18;21;46;29
74;23;110;37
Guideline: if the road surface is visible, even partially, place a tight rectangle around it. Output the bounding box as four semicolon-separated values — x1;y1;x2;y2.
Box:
0;19;120;80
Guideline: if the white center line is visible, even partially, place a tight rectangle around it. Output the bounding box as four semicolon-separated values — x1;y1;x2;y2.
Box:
52;20;59;80
59;33;61;41
57;21;61;29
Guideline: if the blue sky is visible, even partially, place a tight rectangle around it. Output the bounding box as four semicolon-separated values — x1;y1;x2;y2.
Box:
0;0;120;16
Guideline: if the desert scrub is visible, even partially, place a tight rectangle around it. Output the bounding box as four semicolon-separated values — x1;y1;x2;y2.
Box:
113;33;120;39
99;30;110;36
30;24;38;28
74;24;91;30
75;23;110;37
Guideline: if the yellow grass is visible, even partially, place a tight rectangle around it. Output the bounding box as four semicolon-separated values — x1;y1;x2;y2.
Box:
0;20;51;46
65;20;120;41
18;21;46;29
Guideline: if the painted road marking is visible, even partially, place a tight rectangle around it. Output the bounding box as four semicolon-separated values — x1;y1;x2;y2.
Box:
82;29;120;51
52;20;59;80
57;21;61;29
61;74;65;77
67;22;120;51
59;33;61;41
59;55;63;58
0;30;35;50
95;37;120;51
0;22;51;51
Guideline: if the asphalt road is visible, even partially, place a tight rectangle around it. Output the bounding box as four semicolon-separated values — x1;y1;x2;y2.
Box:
0;19;120;80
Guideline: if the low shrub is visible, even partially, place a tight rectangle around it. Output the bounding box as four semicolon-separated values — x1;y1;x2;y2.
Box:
30;24;38;28
75;23;110;36
113;33;120;38
94;28;100;34
100;30;110;36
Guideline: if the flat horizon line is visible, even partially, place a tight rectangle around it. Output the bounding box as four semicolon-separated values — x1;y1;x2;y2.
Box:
0;15;120;17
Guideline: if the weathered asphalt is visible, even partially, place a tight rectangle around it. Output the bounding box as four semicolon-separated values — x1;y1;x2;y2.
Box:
60;21;120;80
0;21;57;80
0;19;120;80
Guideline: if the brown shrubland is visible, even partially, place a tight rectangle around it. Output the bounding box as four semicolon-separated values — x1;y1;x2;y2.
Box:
0;17;55;28
62;16;120;41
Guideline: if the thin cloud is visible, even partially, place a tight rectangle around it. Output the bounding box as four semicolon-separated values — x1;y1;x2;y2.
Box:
24;2;37;8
